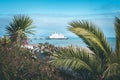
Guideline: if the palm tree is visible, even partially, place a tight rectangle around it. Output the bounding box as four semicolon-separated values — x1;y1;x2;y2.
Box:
52;17;120;80
6;15;35;45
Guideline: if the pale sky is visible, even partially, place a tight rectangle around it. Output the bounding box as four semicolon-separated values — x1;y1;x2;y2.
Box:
0;0;120;37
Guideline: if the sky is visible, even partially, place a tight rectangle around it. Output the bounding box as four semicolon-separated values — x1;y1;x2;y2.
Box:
0;0;120;38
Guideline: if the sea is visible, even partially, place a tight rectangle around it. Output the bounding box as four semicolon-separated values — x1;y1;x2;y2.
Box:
29;37;116;50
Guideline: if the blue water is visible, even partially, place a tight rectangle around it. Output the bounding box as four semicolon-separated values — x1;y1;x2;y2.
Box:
107;38;116;50
30;37;116;49
30;38;86;47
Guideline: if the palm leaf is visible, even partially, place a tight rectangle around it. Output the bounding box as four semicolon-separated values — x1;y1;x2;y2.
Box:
114;17;120;54
69;20;112;62
103;63;120;79
52;46;99;73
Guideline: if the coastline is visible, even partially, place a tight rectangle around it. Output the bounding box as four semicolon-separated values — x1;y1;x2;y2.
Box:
28;37;116;49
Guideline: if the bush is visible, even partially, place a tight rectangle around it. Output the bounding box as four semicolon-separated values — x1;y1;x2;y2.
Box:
0;43;63;80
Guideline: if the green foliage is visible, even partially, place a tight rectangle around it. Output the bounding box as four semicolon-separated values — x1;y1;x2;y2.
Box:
52;17;120;80
114;17;120;54
52;46;101;80
69;20;112;62
0;42;64;80
52;46;95;71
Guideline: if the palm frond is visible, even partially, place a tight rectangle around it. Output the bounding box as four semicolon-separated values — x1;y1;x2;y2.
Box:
114;17;120;54
103;63;120;79
52;46;99;72
68;20;112;62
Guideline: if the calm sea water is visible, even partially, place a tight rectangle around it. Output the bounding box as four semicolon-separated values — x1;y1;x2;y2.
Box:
30;37;116;49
